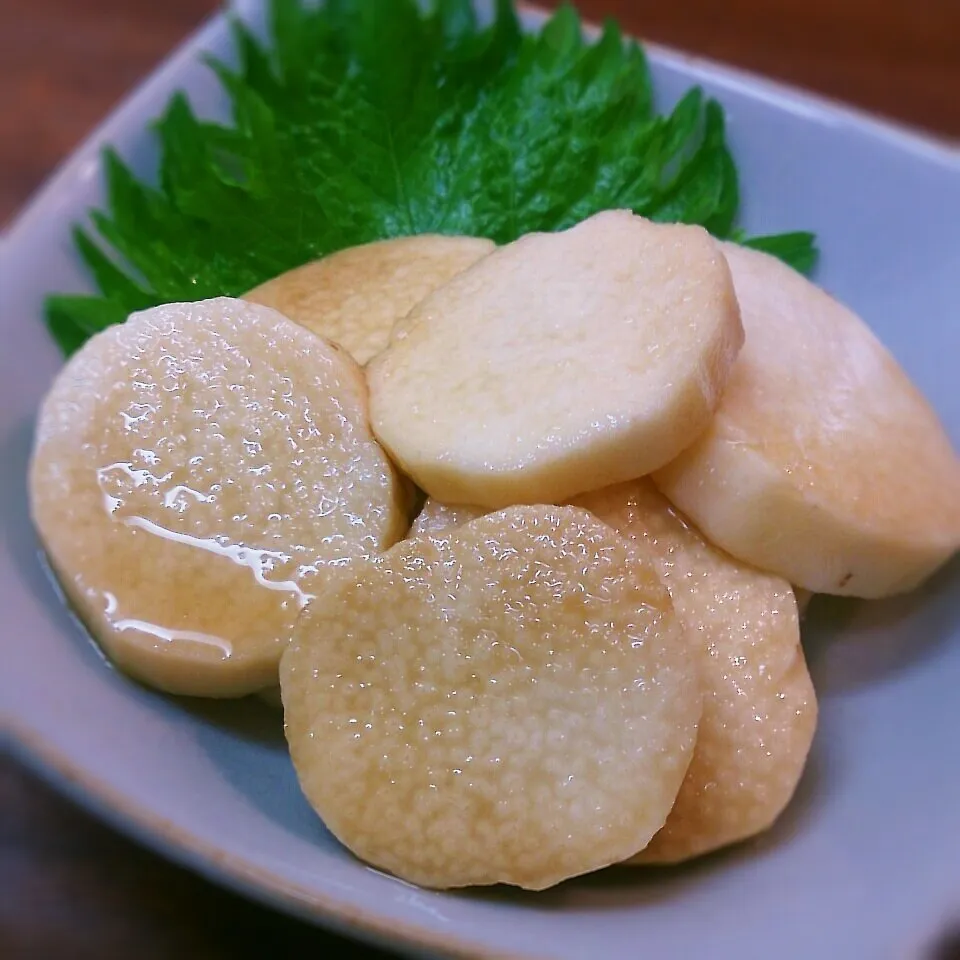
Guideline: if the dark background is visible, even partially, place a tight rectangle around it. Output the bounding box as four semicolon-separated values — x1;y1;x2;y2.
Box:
2;1;958;957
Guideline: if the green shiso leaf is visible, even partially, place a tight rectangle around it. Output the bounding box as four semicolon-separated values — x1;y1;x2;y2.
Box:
47;0;816;354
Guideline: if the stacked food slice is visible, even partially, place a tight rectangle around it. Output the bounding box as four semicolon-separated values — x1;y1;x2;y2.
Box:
29;211;960;889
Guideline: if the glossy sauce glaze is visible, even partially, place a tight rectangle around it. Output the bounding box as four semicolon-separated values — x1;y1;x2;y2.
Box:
29;297;409;696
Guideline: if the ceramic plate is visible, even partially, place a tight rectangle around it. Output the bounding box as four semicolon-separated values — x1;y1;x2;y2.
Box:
2;3;959;958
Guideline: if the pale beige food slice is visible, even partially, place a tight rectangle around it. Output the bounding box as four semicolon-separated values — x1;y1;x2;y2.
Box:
281;506;701;890
244;235;495;364
29;297;408;698
367;210;744;508
408;498;485;537
654;243;960;597
413;499;817;617
413;487;818;862
571;479;817;864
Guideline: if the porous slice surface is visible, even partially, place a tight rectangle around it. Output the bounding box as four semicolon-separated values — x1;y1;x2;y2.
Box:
573;480;817;863
281;505;701;890
244;235;494;364
409;498;486;537
30;297;407;697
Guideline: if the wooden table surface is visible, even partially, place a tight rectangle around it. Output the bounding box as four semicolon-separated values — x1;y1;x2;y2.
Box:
2;1;958;958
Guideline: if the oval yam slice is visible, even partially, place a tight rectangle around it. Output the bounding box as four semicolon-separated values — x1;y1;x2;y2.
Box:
368;211;744;508
244;235;494;364
29;298;408;697
281;506;701;890
572;480;817;863
654;243;960;597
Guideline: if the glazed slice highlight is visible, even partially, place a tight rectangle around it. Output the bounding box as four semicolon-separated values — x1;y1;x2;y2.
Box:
29;297;408;697
281;506;701;890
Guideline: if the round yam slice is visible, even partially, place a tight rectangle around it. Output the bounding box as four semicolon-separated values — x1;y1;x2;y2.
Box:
29;298;408;698
367;210;744;508
654;243;960;597
244;235;494;364
572;479;817;864
281;506;701;890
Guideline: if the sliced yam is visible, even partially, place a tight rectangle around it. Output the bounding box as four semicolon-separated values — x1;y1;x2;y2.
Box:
244;235;494;364
654;243;960;597
29;298;408;698
572;479;817;864
412;497;817;617
409;498;485;537
415;486;819;861
367;210;744;508
281;506;701;890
